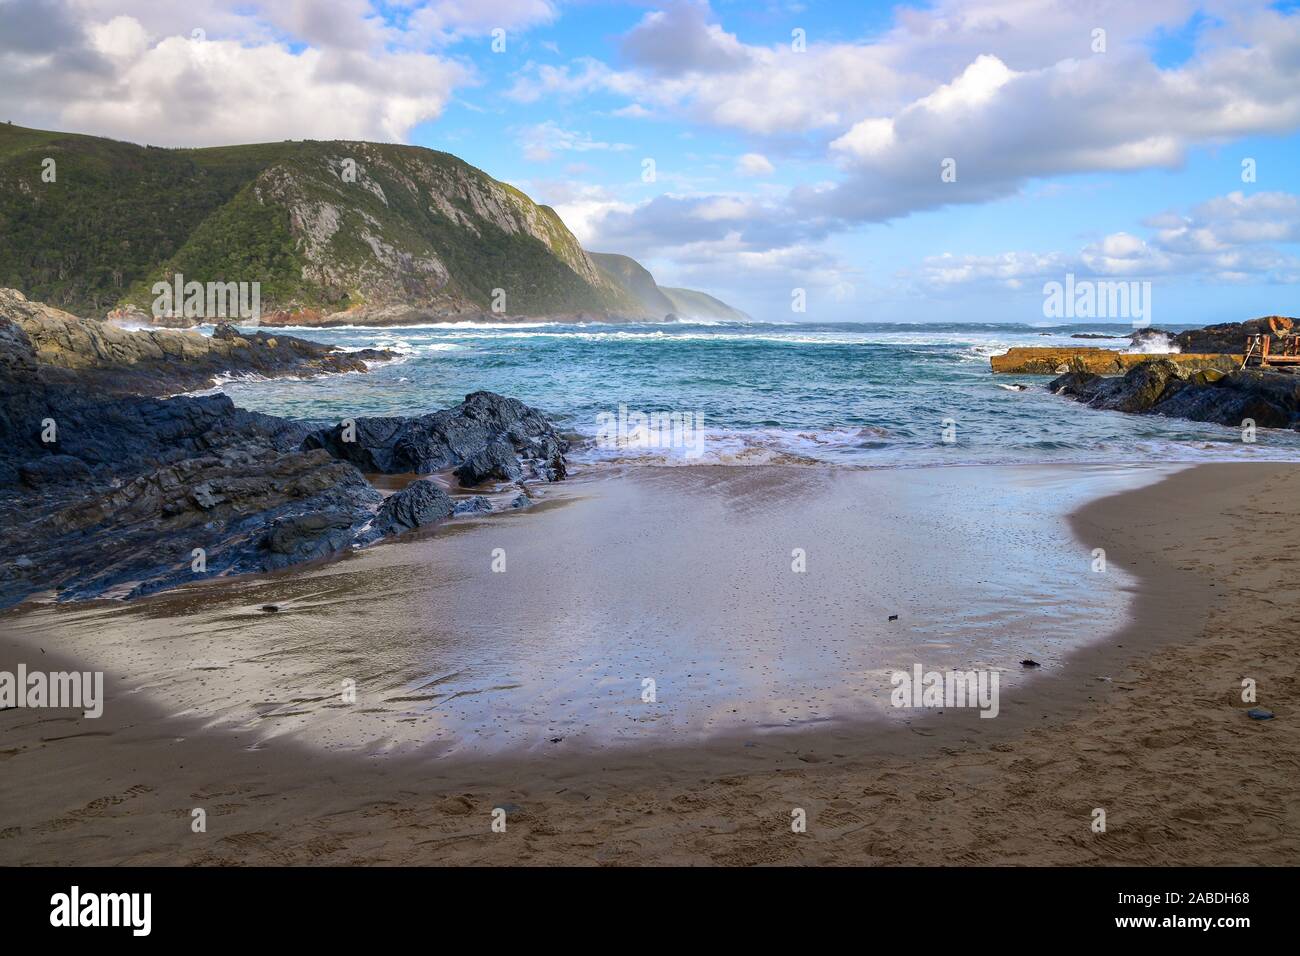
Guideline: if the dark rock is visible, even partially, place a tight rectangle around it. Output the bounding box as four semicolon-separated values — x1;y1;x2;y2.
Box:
1247;707;1275;720
1154;380;1291;428
370;480;453;536
0;382;564;607
454;438;523;486
1104;360;1185;412
19;454;92;487
1171;317;1295;354
1021;659;1041;668
1129;320;1266;354
261;604;280;613
453;495;494;516
0;315;39;380
1050;369;1105;400
263;509;365;569
510;493;531;509
1050;359;1300;430
1051;359;1186;413
304;390;568;482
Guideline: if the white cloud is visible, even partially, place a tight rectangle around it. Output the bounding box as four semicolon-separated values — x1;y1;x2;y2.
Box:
0;1;478;146
1080;233;1173;276
912;191;1300;290
517;120;632;162
691;197;753;221
736;153;774;177
808;22;1300;224
525;0;1300;230
546;188;636;246
504;57;636;104
407;0;558;44
918;251;1070;288
1153;191;1300;249
619;1;750;76
81;34;464;145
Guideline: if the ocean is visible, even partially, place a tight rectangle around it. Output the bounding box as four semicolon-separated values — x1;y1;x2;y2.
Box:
209;319;1300;467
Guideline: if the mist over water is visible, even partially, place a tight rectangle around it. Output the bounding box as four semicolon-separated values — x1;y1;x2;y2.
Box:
211;320;1300;467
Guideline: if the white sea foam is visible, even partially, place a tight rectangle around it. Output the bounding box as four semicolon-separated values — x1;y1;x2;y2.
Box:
1125;332;1182;355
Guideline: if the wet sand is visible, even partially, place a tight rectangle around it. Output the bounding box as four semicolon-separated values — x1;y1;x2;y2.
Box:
0;462;1296;865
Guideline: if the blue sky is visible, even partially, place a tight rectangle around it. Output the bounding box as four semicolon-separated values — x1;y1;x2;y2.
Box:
6;0;1300;323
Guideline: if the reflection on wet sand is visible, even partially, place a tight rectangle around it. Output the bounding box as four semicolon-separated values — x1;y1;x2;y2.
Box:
0;463;1175;759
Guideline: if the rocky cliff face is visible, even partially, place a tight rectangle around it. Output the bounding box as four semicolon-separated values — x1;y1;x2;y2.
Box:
222;142;638;318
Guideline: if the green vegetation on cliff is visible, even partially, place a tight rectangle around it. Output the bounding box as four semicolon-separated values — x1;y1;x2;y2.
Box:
0;123;743;321
0;127;252;312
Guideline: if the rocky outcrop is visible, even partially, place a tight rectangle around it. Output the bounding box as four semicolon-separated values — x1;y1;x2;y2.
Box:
1;288;394;394
1;387;568;606
0;295;567;608
1049;359;1300;429
366;480;455;539
991;346;1237;375
454;439;523;486
303;391;567;484
0;371;378;603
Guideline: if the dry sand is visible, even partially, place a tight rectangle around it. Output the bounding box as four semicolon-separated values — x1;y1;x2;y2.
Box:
0;462;1295;865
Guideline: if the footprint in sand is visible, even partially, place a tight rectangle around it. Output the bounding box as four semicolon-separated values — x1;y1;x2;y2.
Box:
33;783;155;833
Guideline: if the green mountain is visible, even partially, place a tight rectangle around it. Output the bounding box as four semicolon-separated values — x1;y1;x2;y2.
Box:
0;123;740;323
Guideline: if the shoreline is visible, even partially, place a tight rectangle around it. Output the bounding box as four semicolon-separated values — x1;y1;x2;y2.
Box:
3;460;1293;865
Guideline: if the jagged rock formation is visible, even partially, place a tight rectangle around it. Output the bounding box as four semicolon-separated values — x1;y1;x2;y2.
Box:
303;392;567;483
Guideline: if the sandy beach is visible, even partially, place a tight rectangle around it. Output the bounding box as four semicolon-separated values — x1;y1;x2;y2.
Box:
0;461;1295;866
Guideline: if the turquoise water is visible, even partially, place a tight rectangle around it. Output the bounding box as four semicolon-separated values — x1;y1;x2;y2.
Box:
210;320;1300;467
